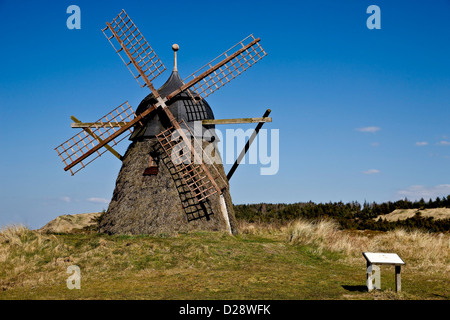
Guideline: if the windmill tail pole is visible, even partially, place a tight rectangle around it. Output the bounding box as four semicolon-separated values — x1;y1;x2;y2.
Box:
226;109;271;181
219;193;232;235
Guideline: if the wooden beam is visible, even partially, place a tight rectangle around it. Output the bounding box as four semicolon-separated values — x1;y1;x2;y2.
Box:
71;116;123;161
202;117;272;125
226;109;271;181
71;122;129;128
71;117;272;128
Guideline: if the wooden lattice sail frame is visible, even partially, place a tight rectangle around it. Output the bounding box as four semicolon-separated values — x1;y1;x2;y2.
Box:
182;34;266;100
55;102;140;175
156;120;228;202
102;9;166;88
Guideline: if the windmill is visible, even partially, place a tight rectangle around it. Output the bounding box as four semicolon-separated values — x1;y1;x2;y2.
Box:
55;9;271;235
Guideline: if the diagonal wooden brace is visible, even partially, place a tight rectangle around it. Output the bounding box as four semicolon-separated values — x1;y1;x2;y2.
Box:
226;109;271;180
71;116;123;161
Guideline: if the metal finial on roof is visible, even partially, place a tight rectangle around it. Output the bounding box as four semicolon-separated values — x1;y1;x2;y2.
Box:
172;44;179;72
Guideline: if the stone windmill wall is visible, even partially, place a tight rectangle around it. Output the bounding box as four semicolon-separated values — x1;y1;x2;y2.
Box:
98;137;237;235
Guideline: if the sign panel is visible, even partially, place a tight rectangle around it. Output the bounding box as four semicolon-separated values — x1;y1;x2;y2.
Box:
363;252;405;265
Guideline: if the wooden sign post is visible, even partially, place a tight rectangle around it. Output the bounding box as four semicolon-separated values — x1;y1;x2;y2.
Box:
362;252;405;292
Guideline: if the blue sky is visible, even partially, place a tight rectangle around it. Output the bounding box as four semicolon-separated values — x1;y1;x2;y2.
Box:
0;0;449;229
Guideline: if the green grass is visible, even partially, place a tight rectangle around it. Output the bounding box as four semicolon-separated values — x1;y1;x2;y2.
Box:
0;225;448;300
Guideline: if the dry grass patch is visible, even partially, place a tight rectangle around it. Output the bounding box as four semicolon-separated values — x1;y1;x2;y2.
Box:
237;220;288;236
0;225;71;291
286;219;450;274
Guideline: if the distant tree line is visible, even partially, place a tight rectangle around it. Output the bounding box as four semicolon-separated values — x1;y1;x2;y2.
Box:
233;195;450;233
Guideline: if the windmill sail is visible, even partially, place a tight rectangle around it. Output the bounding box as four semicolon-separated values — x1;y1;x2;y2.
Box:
166;34;266;101
102;9;166;88
156;120;227;202
55;102;145;175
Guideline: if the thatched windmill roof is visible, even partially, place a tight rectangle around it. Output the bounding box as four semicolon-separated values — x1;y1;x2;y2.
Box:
130;70;216;140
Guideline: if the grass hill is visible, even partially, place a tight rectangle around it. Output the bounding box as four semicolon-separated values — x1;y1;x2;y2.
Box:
375;208;450;221
1;219;448;300
38;212;102;234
